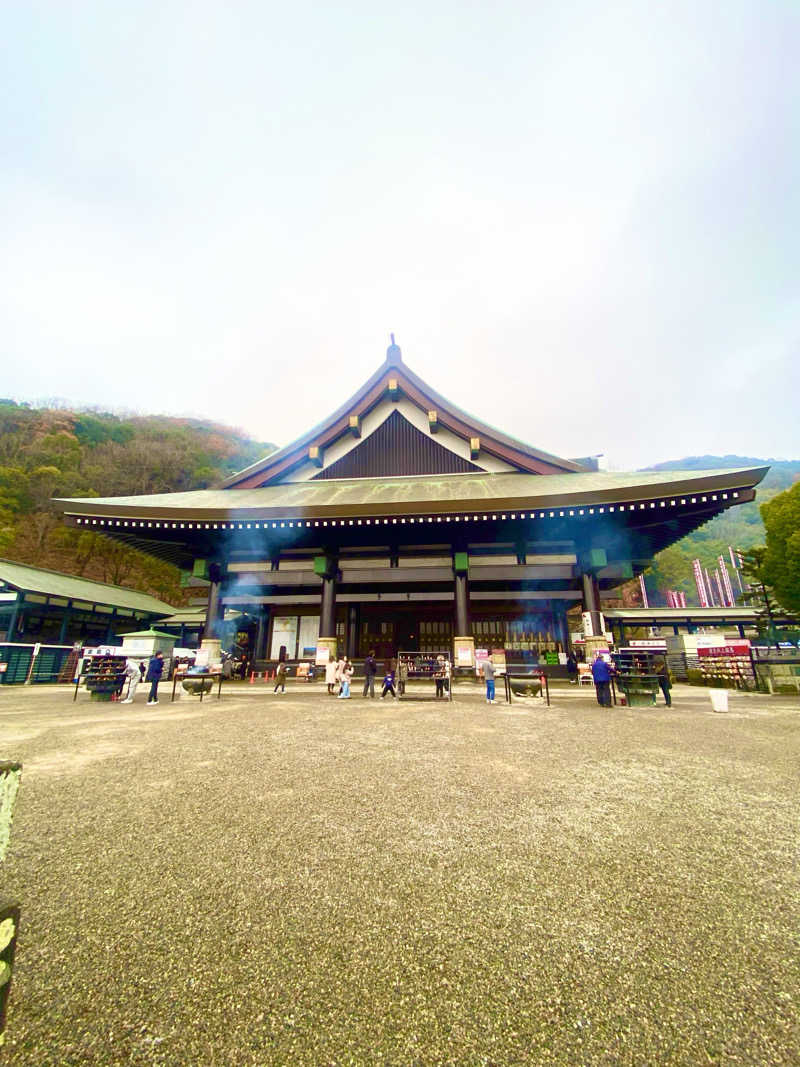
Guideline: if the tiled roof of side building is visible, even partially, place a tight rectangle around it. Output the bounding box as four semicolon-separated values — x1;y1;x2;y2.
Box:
0;559;177;615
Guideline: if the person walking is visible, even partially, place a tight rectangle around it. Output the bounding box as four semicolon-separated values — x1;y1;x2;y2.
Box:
655;658;672;706
337;658;353;699
481;656;496;704
363;650;377;698
273;659;287;694
591;653;613;708
145;651;164;706
121;659;140;704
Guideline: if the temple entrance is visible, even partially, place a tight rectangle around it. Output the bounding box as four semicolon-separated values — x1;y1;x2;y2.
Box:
358;606;453;660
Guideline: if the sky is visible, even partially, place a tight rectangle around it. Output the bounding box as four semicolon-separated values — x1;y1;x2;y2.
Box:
2;0;799;471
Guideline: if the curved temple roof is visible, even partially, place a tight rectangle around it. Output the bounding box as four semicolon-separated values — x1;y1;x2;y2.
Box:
57;467;767;523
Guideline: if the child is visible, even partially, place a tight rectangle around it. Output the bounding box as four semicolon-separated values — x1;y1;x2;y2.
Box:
337;659;353;699
380;666;397;700
273;660;287;694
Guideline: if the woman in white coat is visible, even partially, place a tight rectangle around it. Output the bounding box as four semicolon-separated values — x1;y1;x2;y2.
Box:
325;655;338;695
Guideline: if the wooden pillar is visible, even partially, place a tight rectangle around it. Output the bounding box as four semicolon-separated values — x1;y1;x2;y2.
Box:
454;574;469;637
579;548;607;657
452;549;475;669
553;608;569;651
346;604;359;659
255;610;270;660
581;571;601;614
5;600;21;642
203;577;224;641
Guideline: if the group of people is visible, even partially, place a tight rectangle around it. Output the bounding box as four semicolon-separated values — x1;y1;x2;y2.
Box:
121;652;164;706
589;652;672;708
318;652;409;701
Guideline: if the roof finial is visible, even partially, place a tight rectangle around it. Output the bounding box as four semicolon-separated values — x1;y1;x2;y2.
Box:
386;333;402;364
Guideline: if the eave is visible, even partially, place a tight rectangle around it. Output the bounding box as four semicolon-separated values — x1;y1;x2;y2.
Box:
57;467;767;524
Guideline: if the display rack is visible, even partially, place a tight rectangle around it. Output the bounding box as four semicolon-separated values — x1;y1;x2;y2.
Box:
696;645;756;690
75;653;127;702
611;649;661;707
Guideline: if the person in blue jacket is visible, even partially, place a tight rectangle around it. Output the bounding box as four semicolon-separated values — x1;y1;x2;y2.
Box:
146;651;164;706
590;653;613;708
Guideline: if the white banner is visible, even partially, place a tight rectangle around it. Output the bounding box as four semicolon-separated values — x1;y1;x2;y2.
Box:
270;616;298;659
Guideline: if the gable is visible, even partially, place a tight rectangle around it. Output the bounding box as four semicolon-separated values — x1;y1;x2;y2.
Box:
312;410;483;479
222;342;586;489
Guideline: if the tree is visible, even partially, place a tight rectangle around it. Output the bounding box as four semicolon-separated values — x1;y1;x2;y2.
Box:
761;480;800;615
740;547;785;647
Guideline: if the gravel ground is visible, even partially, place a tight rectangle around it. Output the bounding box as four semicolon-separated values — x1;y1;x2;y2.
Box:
0;679;798;1066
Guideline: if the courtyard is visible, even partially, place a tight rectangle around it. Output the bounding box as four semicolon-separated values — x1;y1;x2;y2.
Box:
0;681;798;1065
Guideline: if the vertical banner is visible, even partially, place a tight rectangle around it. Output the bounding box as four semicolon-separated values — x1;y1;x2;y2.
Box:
713;569;725;608
730;546;745;593
718;556;735;607
693;559;709;607
705;568;716;607
639;574;649;608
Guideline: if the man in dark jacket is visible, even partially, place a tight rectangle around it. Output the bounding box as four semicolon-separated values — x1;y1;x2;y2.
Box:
590;653;613;708
655;658;672;706
362;651;377;698
146;651;164;706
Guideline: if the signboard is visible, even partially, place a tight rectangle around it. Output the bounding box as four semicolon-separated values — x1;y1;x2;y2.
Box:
697;642;751;657
194;649;210;668
315;646;330;666
457;647;474;666
582;612;595;636
629;639;667;648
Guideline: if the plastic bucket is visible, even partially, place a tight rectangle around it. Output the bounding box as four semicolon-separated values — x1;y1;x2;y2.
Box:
709;688;729;713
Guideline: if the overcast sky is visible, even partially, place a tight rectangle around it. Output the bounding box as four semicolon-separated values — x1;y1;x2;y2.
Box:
2;1;798;471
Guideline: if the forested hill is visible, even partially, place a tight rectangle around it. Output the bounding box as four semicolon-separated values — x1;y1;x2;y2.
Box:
645;455;799;493
0;401;275;606
641;454;800;604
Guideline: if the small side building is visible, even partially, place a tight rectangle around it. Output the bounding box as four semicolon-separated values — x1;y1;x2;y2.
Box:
0;559;176;646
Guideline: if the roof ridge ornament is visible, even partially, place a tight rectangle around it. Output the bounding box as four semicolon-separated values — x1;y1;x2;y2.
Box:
386;333;402;365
